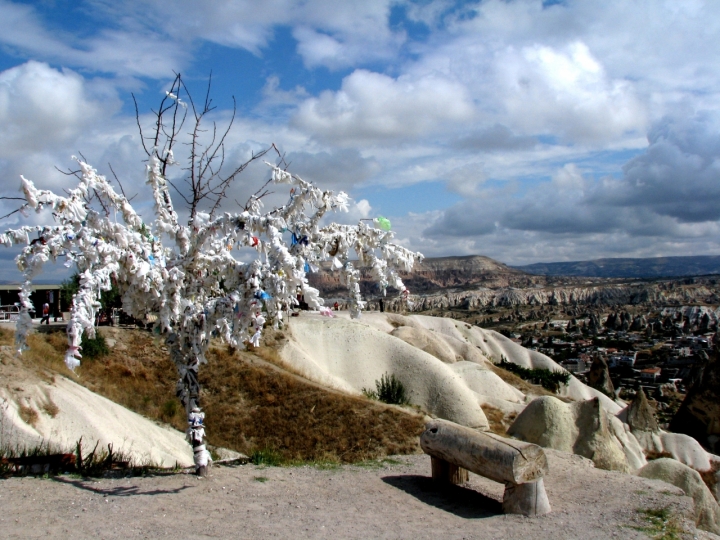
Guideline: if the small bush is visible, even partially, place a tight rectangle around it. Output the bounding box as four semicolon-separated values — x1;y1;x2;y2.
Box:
250;447;285;466
80;332;109;359
363;373;410;406
160;399;180;422
497;356;570;393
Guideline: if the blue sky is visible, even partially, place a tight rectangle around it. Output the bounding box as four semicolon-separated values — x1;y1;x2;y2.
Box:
1;0;720;281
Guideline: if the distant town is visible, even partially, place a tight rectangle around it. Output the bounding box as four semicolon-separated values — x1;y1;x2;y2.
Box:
430;303;716;429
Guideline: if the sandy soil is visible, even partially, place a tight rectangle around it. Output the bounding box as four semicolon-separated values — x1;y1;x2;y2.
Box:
1;450;713;539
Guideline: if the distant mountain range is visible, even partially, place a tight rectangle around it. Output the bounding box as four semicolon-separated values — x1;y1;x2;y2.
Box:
7;255;720;291
513;256;720;279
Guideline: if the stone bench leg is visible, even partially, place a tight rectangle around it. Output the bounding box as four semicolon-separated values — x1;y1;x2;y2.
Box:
502;478;551;516
431;456;469;485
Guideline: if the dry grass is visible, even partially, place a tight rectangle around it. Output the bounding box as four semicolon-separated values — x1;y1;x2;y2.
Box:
41;396;59;418
202;346;425;462
487;363;555;397
19;331;73;383
18;404;38;427
645;450;674;461
20;326;425;464
75;329;186;431
480;404;517;436
0;326;13;346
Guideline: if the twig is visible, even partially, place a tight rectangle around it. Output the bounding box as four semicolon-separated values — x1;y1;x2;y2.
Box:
107;163;137;202
0;207;24;220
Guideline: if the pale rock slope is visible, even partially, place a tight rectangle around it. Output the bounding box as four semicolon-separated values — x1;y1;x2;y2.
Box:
621;388;720;486
0;346;193;468
280;312;621;428
507;395;647;472
633;429;714;472
279;314;490;429
638;458;720;535
403;314;621;414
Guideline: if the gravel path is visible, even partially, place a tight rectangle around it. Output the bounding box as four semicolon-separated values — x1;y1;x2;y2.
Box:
0;450;711;539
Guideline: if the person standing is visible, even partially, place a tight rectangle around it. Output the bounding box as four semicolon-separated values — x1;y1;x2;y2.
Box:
40;302;50;325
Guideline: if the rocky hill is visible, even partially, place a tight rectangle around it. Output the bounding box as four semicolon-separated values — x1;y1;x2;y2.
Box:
308;255;546;297
311;254;720;311
381;276;720;312
515;255;720;279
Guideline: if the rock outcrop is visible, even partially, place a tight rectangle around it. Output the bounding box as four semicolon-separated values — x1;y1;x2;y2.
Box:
361;278;720;313
0;346;193;467
308;255;541;296
278;314;491;429
670;350;720;454
311;255;720;312
625;389;714;472
587;356;615;398
507;396;646;472
627;387;659;433
277;313;624;430
638;458;720;535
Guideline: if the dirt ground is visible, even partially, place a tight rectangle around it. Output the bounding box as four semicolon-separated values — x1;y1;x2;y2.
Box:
2;450;715;539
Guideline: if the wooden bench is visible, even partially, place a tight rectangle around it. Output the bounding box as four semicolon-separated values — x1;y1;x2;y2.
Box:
420;419;551;516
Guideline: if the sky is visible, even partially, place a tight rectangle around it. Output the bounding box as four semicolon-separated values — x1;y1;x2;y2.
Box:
1;0;720;282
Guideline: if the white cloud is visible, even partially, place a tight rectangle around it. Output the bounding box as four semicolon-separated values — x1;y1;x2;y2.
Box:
3;0;720;269
445;162;487;197
0;1;188;78
355;198;372;219
292;69;474;144
81;0;403;70
422;110;720;262
591;112;720;223
283;148;380;190
0;62;109;159
259;76;309;109
290;0;404;68
321;197;373;227
496;41;647;143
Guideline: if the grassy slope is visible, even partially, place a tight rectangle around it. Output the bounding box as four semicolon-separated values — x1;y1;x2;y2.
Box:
3;326;425;464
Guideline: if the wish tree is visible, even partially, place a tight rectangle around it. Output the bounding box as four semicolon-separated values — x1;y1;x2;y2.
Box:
0;75;422;475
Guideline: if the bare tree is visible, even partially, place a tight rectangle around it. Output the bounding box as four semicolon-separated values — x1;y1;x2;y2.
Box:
135;73;275;222
1;77;423;476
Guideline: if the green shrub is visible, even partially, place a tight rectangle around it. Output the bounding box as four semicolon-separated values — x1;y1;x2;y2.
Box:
250;447;285;466
160;399;180;422
631;507;683;540
363;373;410;405
80;332;109;359
497;356;570;393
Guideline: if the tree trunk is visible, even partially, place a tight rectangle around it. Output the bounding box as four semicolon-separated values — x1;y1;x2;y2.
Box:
431;456;469;485
503;479;551;516
420;419;548;484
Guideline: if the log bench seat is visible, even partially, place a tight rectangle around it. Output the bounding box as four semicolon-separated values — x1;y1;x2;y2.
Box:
420;419;551;516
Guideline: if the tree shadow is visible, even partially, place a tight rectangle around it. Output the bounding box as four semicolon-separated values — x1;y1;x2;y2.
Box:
382;475;502;519
51;475;193;497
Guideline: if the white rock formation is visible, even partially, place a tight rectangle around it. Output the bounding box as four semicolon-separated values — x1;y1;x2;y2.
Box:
507;396;646;472
638;458;720;535
0;376;193;468
279;314;490;428
285;312;622;422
